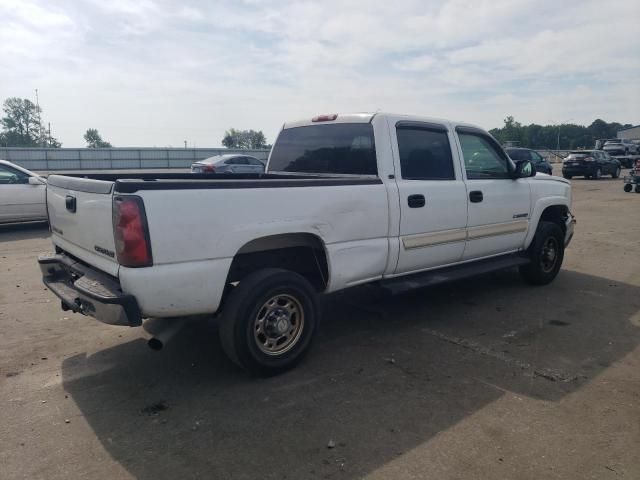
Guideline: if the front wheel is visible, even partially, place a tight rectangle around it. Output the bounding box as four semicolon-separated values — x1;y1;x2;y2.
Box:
219;268;319;376
563;173;572;179
612;166;621;178
624;183;633;192
519;221;565;285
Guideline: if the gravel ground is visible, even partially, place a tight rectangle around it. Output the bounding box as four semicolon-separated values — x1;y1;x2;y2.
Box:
1;168;639;480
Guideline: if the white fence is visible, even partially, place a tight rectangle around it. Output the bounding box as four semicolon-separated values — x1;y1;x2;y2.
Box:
0;147;271;171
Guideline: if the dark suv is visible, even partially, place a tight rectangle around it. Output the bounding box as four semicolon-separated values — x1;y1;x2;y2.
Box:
562;150;621;179
506;148;553;175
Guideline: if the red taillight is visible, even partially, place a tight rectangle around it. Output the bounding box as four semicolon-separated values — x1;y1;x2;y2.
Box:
203;164;216;172
312;114;338;122
113;196;152;267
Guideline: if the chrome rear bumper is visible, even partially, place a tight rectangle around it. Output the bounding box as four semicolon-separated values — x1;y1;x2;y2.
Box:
38;252;141;327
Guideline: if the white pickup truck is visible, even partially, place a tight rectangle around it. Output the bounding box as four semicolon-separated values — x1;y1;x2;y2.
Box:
39;113;575;375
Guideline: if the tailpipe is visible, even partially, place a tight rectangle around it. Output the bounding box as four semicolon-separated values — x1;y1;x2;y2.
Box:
143;318;184;351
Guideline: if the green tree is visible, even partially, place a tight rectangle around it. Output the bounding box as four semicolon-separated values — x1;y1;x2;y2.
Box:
487;116;640;150
83;128;112;148
0;97;60;147
222;128;268;149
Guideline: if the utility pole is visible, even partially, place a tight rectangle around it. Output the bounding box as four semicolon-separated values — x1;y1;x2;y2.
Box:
184;140;187;149
48;122;52;147
35;89;44;147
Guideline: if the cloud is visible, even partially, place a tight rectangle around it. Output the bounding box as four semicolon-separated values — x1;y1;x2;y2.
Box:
0;0;638;147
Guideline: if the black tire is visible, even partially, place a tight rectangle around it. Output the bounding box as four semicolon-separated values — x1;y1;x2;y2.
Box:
612;166;621;179
624;183;633;192
594;167;602;180
219;268;319;376
636;185;640;194
519;221;565;285
563;174;572;179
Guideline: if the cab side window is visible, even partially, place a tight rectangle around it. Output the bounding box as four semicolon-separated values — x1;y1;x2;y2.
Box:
458;132;510;179
396;126;455;180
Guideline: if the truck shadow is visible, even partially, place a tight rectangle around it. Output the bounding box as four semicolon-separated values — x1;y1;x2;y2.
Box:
61;269;640;479
0;222;49;242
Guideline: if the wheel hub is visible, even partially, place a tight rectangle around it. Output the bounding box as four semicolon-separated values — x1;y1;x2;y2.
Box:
265;309;291;336
541;237;558;272
253;294;305;356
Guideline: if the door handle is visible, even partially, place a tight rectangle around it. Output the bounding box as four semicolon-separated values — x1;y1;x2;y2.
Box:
407;194;425;208
65;195;76;213
469;190;483;203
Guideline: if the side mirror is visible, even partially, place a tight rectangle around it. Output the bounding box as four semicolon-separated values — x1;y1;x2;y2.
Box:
514;160;536;178
28;176;45;185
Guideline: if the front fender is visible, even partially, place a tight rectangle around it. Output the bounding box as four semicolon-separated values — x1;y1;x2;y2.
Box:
524;196;571;249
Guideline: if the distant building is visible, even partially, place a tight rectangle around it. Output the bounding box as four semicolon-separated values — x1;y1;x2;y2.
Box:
617;125;640;141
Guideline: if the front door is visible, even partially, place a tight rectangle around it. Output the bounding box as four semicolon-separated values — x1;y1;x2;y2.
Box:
455;128;531;260
393;121;468;274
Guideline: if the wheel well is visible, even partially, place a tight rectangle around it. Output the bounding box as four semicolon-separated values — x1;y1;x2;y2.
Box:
539;205;568;235
226;233;329;292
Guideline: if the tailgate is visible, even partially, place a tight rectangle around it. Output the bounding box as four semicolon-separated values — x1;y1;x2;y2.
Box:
46;175;120;277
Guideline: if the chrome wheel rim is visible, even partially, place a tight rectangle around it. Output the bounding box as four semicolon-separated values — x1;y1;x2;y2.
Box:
253;294;304;356
540;237;559;273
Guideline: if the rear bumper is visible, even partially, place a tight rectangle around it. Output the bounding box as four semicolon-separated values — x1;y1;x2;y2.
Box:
565;212;576;247
38;253;141;327
562;165;598;176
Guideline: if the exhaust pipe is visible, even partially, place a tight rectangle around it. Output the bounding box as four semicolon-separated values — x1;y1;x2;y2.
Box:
144;318;185;351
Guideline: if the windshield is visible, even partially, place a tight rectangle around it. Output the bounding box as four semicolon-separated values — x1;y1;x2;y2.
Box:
268;123;377;175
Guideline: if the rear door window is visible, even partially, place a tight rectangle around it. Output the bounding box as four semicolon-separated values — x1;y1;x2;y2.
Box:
396;126;454;180
268;124;377;175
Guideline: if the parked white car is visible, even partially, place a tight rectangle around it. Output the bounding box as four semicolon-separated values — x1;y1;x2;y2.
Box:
0;160;47;224
39;113;575;375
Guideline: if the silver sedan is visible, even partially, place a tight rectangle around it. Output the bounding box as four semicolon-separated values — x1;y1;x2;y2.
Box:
191;154;265;174
0;160;47;224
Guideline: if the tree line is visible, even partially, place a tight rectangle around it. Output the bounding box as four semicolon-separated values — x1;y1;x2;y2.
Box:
489;116;634;150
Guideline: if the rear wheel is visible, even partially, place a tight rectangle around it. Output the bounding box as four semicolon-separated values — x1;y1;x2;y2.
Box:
624;183;633;192
594;167;602;180
563;174;572;179
519;221;565;285
636;185;640;194
612;166;621;178
219;268;319;376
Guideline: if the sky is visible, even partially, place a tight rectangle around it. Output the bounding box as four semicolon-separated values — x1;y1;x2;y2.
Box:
1;0;639;148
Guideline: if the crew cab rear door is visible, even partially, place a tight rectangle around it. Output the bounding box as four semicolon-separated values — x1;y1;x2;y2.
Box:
391;120;468;274
46;175;120;276
454;127;531;260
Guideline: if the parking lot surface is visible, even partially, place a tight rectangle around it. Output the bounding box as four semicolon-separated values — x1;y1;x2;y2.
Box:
1;170;639;479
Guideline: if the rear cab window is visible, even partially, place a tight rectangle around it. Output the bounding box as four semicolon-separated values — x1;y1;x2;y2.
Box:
268;124;377;175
